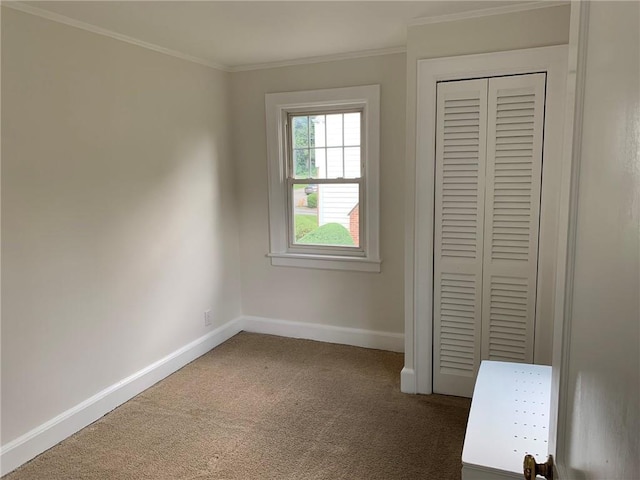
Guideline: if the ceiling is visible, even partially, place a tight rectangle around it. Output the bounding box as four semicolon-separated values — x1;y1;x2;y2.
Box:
17;1;542;70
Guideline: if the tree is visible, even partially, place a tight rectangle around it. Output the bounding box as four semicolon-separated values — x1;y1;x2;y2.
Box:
292;116;318;178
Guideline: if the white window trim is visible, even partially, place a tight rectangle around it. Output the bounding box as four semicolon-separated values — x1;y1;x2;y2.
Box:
265;85;381;272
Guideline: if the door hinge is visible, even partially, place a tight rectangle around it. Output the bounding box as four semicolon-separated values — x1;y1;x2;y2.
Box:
523;454;553;480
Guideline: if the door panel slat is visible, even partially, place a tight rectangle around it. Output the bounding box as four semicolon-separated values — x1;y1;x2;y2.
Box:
434;79;488;396
482;73;545;365
434;73;545;397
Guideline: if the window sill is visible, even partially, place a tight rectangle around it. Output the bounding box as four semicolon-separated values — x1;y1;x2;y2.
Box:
267;252;381;273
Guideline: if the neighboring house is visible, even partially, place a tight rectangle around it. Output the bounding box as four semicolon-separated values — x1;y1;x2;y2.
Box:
317;184;358;232
348;203;359;246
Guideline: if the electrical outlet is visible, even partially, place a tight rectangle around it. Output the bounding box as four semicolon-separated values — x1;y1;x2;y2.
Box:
204;310;212;327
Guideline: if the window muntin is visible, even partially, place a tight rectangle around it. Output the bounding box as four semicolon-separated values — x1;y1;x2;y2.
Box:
264;84;380;272
290;111;362;180
287;111;363;250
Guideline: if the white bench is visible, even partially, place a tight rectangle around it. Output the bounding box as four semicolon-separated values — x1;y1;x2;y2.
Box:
462;361;552;480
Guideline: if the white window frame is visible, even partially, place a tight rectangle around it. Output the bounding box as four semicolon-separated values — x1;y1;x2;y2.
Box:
265;85;381;272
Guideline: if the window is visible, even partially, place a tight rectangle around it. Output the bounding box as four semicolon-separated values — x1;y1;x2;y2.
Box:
265;85;380;272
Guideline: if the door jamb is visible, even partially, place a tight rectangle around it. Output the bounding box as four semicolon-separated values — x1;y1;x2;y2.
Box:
402;45;569;395
549;3;588;477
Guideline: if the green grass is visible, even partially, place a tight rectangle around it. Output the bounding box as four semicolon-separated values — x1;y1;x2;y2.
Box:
294;214;318;240
293;184;306;190
298;223;354;246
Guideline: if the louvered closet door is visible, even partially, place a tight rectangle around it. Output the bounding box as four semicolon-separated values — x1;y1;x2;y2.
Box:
481;73;546;364
433;79;488;397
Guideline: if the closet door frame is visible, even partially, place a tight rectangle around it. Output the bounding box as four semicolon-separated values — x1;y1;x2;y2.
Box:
402;45;569;395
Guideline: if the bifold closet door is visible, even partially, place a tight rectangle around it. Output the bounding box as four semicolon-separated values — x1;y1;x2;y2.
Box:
433;73;546;397
433;79;488;398
481;73;546;364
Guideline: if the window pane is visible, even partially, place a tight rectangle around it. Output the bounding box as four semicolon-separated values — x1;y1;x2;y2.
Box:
293;149;310;178
344;147;361;178
326;148;343;178
292;116;309;148
307;148;318;178
312;148;326;179
309;115;324;148
343;112;361;146
293;183;360;247
292;183;319;241
326;114;343;147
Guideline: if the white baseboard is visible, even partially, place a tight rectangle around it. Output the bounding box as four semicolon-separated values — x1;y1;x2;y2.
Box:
555;462;569;480
241;315;404;353
1;315;404;475
400;367;417;394
0;317;243;477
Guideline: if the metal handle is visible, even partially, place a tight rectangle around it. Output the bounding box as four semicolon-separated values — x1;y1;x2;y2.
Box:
523;454;554;480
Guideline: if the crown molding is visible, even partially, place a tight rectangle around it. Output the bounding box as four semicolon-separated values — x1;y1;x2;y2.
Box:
3;1;404;74
2;1;231;72
408;1;569;26
229;46;406;73
3;0;568;74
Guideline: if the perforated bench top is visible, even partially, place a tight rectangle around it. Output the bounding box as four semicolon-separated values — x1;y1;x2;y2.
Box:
462;360;551;480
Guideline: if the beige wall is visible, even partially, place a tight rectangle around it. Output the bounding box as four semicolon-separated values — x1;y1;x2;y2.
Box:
561;2;639;477
1;8;241;443
1;1;576;452
403;5;571;367
231;54;406;333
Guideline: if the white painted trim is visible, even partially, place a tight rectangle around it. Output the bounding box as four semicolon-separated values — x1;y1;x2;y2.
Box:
230;46;406;72
551;2;589;477
400;368;417;394
242;316;404;353
0;317;243;476
2;3;406;74
267;253;381;273
2;0;570;75
0;314;404;475
265;85;380;272
408;1;569;26
404;45;569;395
2;1;230;72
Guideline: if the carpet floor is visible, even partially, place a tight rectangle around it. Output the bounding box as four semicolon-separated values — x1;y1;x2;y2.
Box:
4;332;471;480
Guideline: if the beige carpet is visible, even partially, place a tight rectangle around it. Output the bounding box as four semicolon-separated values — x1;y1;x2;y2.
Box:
4;332;471;480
